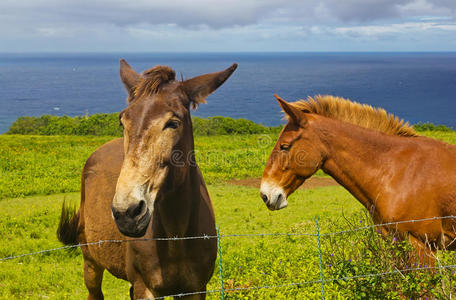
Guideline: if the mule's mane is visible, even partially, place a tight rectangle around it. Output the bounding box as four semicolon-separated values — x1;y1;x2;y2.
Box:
132;66;176;100
290;95;417;137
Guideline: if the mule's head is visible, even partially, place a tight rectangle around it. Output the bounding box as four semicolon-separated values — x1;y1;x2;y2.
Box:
112;59;237;237
260;95;326;211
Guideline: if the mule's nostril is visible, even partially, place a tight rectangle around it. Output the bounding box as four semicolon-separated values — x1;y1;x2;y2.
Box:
127;200;146;219
277;193;283;202
261;193;268;203
111;206;121;220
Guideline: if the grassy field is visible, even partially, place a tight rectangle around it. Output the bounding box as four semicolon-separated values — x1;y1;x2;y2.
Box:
0;134;280;199
1;130;456;299
0;185;362;299
2;130;454;200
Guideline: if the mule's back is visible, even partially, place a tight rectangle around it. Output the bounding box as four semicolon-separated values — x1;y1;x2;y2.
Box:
79;138;129;279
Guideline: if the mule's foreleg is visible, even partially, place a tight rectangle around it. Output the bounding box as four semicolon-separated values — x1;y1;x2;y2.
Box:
130;277;154;300
84;259;105;300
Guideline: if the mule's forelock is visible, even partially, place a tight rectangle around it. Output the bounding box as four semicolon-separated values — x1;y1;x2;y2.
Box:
120;60;237;110
129;66;177;103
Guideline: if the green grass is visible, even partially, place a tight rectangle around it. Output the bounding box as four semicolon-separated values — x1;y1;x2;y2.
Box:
0;185;361;299
0;134;280;199
420;130;456;144
0;135;113;199
2;130;456;200
1;129;456;298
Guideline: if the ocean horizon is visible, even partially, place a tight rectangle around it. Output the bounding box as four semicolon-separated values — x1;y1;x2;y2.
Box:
1;52;455;133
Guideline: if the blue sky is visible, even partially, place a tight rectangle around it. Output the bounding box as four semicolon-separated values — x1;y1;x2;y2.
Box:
1;0;456;52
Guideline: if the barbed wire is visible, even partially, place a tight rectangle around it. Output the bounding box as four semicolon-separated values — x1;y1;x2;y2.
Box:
3;215;456;299
154;288;219;299
0;233;317;262
320;215;456;237
0;237;216;262
1;215;455;262
154;263;456;299
222;232;316;238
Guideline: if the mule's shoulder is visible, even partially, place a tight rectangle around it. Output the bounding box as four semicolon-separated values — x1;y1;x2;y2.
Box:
413;135;456;153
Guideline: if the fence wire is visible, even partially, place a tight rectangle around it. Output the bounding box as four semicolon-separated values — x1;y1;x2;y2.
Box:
0;233;316;262
2;215;456;299
3;215;454;262
321;215;456;237
154;263;456;299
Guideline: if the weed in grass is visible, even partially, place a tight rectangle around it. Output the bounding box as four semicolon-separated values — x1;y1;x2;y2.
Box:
323;211;456;299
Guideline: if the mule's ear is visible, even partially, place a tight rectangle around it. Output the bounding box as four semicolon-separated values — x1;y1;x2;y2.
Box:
182;63;237;109
120;59;142;98
274;94;307;126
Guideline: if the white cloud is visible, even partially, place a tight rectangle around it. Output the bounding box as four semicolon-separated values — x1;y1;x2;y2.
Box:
398;0;454;17
1;0;456;51
333;21;456;38
2;0;455;31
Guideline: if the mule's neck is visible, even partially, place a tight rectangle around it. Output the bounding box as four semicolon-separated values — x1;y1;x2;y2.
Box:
316;117;406;212
154;121;203;238
155;165;200;237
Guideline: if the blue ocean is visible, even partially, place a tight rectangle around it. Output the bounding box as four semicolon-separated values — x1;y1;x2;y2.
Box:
0;52;455;133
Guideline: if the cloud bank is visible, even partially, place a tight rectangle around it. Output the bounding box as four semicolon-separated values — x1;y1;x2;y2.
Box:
1;0;455;51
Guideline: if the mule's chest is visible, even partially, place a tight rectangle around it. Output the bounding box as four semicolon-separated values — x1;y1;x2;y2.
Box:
128;240;217;295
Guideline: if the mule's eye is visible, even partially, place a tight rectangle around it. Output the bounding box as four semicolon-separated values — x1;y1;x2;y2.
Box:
280;144;290;151
164;119;181;130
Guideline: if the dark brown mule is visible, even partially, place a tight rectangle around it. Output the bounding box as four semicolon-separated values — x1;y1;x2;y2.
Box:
261;94;456;264
58;60;237;299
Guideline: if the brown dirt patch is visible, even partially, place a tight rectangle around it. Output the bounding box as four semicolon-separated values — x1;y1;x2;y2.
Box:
228;177;339;190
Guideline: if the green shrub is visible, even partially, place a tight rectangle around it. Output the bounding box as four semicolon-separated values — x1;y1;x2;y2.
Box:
414;122;454;132
7;114;281;136
7;114;123;136
192;116;281;135
76;113;122;136
9;113;454;137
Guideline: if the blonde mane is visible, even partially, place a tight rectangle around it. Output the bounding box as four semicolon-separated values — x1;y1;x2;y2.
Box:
290;95;417;137
129;66;176;102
